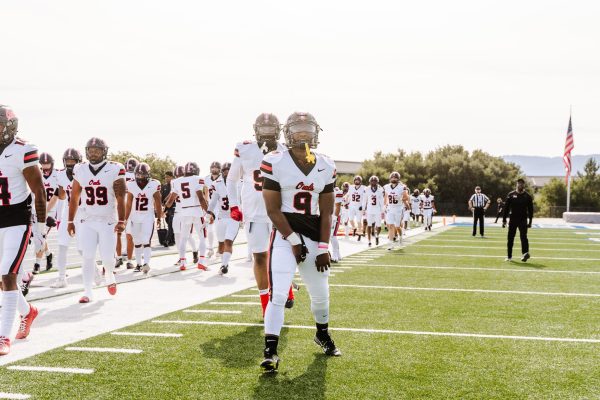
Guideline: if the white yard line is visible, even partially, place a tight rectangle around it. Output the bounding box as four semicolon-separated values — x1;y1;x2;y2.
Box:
326;283;600;297
65;347;143;354
151;320;600;344
398;252;600;261
183;309;242;314
209;301;261;306
0;393;31;399
111;332;183;338
339;263;600;275
424;238;596;246
438;235;589;241
6;366;95;374
230;294;259;298
412;244;600;252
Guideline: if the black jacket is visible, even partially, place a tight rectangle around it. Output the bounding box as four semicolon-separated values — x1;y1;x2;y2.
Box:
502;190;533;223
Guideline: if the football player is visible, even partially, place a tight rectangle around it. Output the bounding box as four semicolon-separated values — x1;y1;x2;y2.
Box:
330;184;343;262
260;111;341;372
227;113;294;316
383;172;410;249
420;188;436;231
206;162;240;275
0;105;46;355
31;152;59;274
51;148;83;288
340;182;350;240
116;157;139;270
165;162;208;270
169;165;199;266
204;161;221;258
364;176;384;246
68;137;126;303
125;163;162;274
410;189;422;225
347;175;366;240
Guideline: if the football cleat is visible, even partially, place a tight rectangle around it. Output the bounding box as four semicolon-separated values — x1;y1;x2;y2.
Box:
79;296;91;304
21;272;33;296
134;265;142;273
505;257;512;262
521;253;530;262
107;283;117;295
260;354;280;372
50;277;68;288
192;251;199;264
314;334;342;357
197;264;208;271
368;242;372;247
219;265;228;275
207;249;214;258
0;337;11;356
94;268;103;286
126;261;134;270
331;259;338;263
180;265;187;271
15;305;38;340
285;298;294;309
375;237;379;246
45;253;53;271
142;264;150;274
32;263;41;275
115;258;123;268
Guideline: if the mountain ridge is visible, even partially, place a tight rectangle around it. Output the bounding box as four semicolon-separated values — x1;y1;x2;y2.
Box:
502;154;600;176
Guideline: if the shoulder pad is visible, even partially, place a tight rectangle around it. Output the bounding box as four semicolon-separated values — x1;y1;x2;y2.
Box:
262;150;285;165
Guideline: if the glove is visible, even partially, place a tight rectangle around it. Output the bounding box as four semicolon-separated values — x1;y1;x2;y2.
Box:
358;206;363;211
230;206;243;222
527;222;532;228
46;216;56;228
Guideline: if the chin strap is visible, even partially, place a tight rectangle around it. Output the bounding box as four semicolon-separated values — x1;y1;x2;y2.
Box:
305;143;315;164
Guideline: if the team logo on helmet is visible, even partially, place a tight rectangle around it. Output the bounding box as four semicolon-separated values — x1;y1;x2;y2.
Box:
85;137;109;164
184;162;200;176
283;112;321;149
126;158;140;173
0;105;18;146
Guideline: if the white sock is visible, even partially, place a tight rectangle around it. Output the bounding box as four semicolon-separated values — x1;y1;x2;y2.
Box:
82;258;95;298
57;245;68;279
17;291;30;316
135;247;143;266
45;249;51;257
222;252;232;267
264;301;285;336
0;291;18;338
143;247;151;265
35;257;43;265
103;258;116;285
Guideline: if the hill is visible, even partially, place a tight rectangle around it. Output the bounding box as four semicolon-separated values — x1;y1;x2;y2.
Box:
502;154;600;176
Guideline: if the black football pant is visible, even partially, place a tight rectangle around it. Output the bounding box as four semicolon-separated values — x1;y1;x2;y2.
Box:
166;211;175;246
494;211;502;223
507;220;529;258
472;208;485;236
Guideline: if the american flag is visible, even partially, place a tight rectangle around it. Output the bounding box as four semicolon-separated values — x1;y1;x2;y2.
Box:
563;116;574;183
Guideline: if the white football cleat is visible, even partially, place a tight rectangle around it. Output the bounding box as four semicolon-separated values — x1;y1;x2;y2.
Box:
50;277;68;288
207;249;215;258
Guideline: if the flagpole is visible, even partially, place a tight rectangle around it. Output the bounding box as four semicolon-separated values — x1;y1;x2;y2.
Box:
566;105;572;213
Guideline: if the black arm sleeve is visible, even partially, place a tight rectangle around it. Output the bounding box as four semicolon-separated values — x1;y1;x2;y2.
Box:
502;195;511;221
322;183;334;194
263;177;281;191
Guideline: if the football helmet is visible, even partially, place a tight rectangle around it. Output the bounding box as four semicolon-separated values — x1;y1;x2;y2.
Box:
85;137;109;164
423;188;431;196
353;175;362;186
389;171;400;183
413;189;420;196
0;105;18;146
39;153;55;174
342;182;350;193
254;113;281;147
173;165;185;178
210;161;221;176
63;148;82;180
221;162;231;179
283;112;321;149
134;163;151;185
126;158;140;173
184;162;200;176
369;176;379;186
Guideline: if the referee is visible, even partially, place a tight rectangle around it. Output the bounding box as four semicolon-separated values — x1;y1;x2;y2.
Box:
502;178;534;262
468;186;489;237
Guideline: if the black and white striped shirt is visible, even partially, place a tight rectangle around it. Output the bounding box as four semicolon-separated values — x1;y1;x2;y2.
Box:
469;193;489;208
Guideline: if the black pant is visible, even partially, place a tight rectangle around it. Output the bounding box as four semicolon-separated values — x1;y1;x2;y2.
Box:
507;220;529;258
494;209;503;223
165;209;175;246
472;208;485;236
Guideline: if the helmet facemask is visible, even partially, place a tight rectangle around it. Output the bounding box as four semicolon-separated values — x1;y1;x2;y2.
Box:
0;106;18;146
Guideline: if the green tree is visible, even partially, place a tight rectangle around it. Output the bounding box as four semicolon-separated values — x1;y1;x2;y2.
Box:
109;151;177;183
571;158;600;208
535;178;566;216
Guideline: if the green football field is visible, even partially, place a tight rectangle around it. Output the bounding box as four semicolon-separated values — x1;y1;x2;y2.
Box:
2;226;600;399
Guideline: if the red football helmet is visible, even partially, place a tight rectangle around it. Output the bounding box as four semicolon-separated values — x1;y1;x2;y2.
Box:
0;105;18;145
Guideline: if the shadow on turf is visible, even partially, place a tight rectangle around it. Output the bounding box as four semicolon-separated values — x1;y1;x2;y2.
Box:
253;353;329;400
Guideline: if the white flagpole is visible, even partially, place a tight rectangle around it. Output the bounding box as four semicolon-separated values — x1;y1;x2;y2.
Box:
567;172;571;212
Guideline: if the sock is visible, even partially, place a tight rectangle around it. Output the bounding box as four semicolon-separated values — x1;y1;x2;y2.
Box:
222;252;231;267
102;257;116;285
287;285;295;301
316;322;330;340
35;257;42;265
17;291;30;316
264;301;285;336
82;258;95;298
0;291;18;338
135;247;143;266
259;289;270;317
143;247;151;265
57;245;68;279
264;334;279;356
45;249;51;257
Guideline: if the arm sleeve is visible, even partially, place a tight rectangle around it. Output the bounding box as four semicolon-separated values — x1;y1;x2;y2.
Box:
227;155;243;207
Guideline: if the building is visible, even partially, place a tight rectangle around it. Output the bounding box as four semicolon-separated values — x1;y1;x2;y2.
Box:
334;160;362;175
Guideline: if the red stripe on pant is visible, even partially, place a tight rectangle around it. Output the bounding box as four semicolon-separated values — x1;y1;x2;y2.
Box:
266;229;276;300
9;225;32;274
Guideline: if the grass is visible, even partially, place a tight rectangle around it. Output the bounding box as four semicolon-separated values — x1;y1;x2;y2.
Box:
1;225;599;399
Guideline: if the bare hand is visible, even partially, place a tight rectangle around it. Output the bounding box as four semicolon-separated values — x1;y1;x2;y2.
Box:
68;222;76;236
315;253;330;272
115;222;126;234
292;244;306;264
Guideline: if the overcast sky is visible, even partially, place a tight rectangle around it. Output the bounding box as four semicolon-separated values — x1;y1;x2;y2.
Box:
3;0;599;173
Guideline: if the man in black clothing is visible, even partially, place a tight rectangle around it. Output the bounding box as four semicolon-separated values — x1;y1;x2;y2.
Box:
502;178;534;262
468;186;489;237
494;197;504;223
161;171;175;246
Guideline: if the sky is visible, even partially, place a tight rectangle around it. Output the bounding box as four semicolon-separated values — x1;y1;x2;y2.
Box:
3;0;599;174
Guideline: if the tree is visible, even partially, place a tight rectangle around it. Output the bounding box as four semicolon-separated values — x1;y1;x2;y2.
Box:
535;178;566;216
571;158;600;208
109;151;177;182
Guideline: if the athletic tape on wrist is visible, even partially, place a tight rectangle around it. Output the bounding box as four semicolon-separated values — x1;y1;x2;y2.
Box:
317;242;329;255
286;233;302;247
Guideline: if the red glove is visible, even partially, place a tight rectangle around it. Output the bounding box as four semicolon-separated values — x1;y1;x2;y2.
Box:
230;206;243;222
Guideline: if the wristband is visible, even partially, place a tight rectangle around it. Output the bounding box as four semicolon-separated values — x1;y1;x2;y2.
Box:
317;242;329;255
67;221;74;224
118;220;125;223
285;233;301;247
37;222;46;235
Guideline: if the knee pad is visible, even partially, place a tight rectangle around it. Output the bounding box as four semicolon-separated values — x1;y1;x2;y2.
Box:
271;291;288;307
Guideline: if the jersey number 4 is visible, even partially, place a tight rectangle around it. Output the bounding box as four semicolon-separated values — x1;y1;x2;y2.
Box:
0;177;11;206
85;186;108;206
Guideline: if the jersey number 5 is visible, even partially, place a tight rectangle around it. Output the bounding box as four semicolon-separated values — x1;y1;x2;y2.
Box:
181;182;191;199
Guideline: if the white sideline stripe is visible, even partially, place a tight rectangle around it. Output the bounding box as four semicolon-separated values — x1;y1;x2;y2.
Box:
400;252;600;261
230;294;259;298
440;235;588;241
426;238;596;246
0;393;31;399
209;301;261;306
184;309;242;314
330;269;346;273
7;366;95;374
151;320;600;344
65;347;143;354
340;263;600;275
333;266;353;269
412;244;600;252
111;332;183;338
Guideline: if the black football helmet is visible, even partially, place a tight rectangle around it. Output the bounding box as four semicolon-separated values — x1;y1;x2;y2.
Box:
0;105;18;146
63;148;83;165
389;171;400;184
39;153;55;174
283;112;321;149
342;182;350;193
135;162;151;185
126;158;140;173
221;162;231;179
85;137;109;164
413;189;420;196
174;165;185;178
210;161;221;176
254;113;281;146
184;162;200;176
369;176;379;186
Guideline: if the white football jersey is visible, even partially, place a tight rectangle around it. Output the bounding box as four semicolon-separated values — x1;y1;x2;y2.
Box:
204;174;220;204
0;138;38;227
333;186;344;215
171;175;205;217
127;179;161;222
365;185;385;214
261;150;336;216
125;171;136;184
42;169;60;205
347;185;366;209
57;167;80;221
384;183;407;211
229;140;286;223
420;194;435;209
74;161;125;222
207;177;231;218
410;194;421;213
